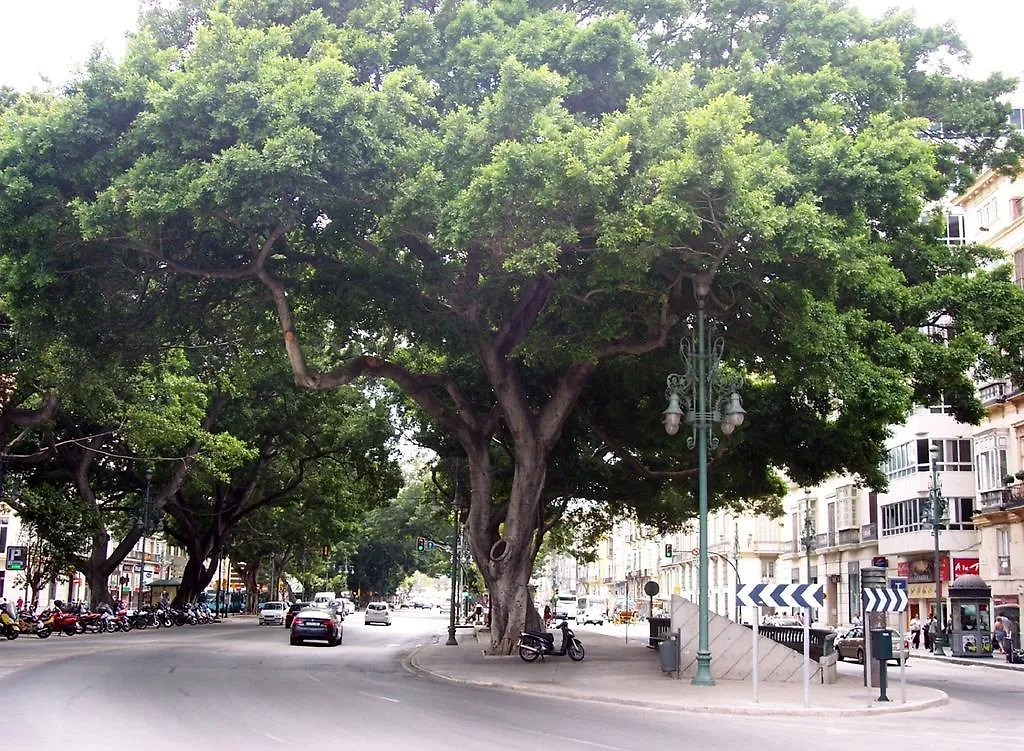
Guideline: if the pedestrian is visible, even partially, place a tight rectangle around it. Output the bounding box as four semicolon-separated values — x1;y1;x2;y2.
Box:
910;616;921;648
474;603;483;625
543;605;552;626
924;614;935;650
993;617;1007;654
15;597;23;612
160;590;170;608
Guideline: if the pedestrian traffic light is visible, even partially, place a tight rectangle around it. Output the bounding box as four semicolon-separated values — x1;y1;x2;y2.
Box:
416;537;425;552
664;543;673;559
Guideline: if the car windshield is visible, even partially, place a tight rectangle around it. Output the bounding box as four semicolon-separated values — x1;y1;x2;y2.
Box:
264;603;283;610
369;604;387;611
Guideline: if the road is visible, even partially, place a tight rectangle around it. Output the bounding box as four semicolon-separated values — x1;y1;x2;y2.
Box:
1;612;1020;749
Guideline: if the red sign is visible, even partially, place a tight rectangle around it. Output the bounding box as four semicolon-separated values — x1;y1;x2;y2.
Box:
897;561;910;577
952;558;980;578
899;557;951;583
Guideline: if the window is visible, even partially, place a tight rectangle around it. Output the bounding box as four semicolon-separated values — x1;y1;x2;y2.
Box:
977;197;999;230
836;485;859;530
949;497;975;531
1016;250;1024;290
932;439;974;472
975;431;1009;492
997;528;1011;576
0;523;7;551
761;559;775;581
884;439;931;479
791;567;800;584
1011;197;1024;222
941;213;965;245
881;498;928;536
1011;107;1024;133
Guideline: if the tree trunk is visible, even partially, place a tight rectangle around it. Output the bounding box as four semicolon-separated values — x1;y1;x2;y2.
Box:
82;532;117;608
173;544;217;606
241;562;260;613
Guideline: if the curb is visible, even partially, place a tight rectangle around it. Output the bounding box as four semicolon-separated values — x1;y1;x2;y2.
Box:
404;646;949;717
911;652;1024;672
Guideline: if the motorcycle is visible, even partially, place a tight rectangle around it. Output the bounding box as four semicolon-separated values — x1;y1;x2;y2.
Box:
517;620;585;662
42;606;80;636
0;608;20;640
16;611;51;639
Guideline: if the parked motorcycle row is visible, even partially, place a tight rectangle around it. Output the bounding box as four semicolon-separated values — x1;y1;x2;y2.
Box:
0;600;220;640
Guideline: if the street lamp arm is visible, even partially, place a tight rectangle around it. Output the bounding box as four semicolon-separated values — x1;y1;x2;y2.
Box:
706;550;741;583
581;412;726;480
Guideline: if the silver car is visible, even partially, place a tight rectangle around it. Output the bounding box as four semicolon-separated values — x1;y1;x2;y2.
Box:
258;601;287;626
364;601;392;626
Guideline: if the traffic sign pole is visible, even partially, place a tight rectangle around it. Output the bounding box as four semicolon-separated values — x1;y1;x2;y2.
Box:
752;607;760;703
803;606;810;708
900;609;907;703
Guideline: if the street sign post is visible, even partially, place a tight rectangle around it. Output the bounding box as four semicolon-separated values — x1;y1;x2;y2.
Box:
4;546;27;571
735;583;824;706
863;585;909;704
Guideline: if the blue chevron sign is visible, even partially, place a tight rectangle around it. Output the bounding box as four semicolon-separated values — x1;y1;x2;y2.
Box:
735;583;824;609
862;587;908;613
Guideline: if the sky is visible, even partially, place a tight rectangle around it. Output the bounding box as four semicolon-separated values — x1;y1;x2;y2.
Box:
0;0;1022;90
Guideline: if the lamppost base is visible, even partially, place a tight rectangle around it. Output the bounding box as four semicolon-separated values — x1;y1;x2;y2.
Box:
446;627;458;646
932;635;945;656
691;653;716;686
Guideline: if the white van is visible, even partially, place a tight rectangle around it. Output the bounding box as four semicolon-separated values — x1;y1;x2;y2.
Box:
313;591;337;607
553;594;577;621
576;596;607;625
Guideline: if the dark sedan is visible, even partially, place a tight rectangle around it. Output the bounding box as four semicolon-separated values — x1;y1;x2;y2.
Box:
285;602;310;629
290;606;343;647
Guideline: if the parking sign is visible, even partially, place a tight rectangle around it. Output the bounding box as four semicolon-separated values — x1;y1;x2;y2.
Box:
5;546;28;571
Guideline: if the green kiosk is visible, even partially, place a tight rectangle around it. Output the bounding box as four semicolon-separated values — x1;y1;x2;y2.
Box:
948;574;993;658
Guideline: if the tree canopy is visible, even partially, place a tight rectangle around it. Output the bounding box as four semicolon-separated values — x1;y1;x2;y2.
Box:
2;0;1023;649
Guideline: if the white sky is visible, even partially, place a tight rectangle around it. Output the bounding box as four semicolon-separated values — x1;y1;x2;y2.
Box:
0;0;1022;90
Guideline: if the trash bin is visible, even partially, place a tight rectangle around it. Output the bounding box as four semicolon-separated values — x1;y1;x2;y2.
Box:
871;629;894;660
659;632;679;674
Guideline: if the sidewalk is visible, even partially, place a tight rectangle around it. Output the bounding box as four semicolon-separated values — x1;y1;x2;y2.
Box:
908;645;1024;672
406;627;948;717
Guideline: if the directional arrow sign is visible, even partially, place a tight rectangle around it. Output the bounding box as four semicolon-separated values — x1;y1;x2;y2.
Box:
736;583;823;609
862;586;908;613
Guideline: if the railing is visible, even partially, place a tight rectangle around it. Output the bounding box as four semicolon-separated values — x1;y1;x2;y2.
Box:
836;528;860;545
860;523;878;542
978;486;1024;511
782;541;796;554
648;616;671;648
744;625;836;662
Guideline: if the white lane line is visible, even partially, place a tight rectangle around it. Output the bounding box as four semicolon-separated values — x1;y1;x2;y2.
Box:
306;674;321;683
359;691;401;703
261;732;287;744
495;724;626;750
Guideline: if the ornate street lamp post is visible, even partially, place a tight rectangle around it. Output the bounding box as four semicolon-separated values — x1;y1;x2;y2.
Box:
928;442;948;655
801;489;817;621
137;468;153;611
663;276;746;686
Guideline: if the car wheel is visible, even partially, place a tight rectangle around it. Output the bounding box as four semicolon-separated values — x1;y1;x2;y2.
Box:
836;651;844;662
856;648;864;664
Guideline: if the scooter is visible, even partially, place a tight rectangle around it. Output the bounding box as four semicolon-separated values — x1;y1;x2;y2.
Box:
517;620;585;662
0;609;20;640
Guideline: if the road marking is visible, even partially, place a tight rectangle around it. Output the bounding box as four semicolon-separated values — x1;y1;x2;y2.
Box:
306;675;321;683
261;732;287;744
496;724;626;750
359;691;401;703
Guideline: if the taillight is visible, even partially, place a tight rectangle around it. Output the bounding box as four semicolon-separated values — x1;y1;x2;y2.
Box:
293;618;304;626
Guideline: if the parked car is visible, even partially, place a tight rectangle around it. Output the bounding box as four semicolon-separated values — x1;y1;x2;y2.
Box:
364;601;392;626
259;601;287;626
834;626;910;666
285;602;310;629
290;606;343;646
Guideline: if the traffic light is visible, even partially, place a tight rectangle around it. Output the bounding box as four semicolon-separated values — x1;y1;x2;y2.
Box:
664;543;673;559
416;537;425;552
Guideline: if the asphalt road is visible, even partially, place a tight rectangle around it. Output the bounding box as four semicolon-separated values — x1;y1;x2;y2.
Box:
1;613;1020;750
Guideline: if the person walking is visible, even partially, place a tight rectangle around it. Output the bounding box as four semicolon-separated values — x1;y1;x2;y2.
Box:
993;617;1007;655
924;613;935;650
910;616;921;648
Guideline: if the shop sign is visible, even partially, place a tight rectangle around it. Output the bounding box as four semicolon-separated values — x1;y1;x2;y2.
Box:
898;557;951;583
952;558;980;578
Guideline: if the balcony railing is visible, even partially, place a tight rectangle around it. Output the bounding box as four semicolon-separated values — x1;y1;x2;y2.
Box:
999;555;1012;575
782;541;796;554
978;486;1024;512
813;532;833;549
836;528;861;546
861;523;878;542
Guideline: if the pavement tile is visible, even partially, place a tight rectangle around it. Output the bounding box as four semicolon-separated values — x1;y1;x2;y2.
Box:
406;626;948;716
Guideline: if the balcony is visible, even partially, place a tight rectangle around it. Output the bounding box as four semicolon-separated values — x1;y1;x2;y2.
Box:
782;541;796;554
814;532;834;549
999;555;1012;576
979;378;1023;406
836;528;861;546
861;523;878;542
978;485;1024;512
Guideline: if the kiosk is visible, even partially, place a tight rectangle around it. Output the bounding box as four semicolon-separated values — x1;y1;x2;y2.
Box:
948;574;993;657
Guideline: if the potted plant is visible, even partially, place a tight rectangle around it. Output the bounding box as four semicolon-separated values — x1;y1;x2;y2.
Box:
1015;470;1024;482
1003;474;1016;487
